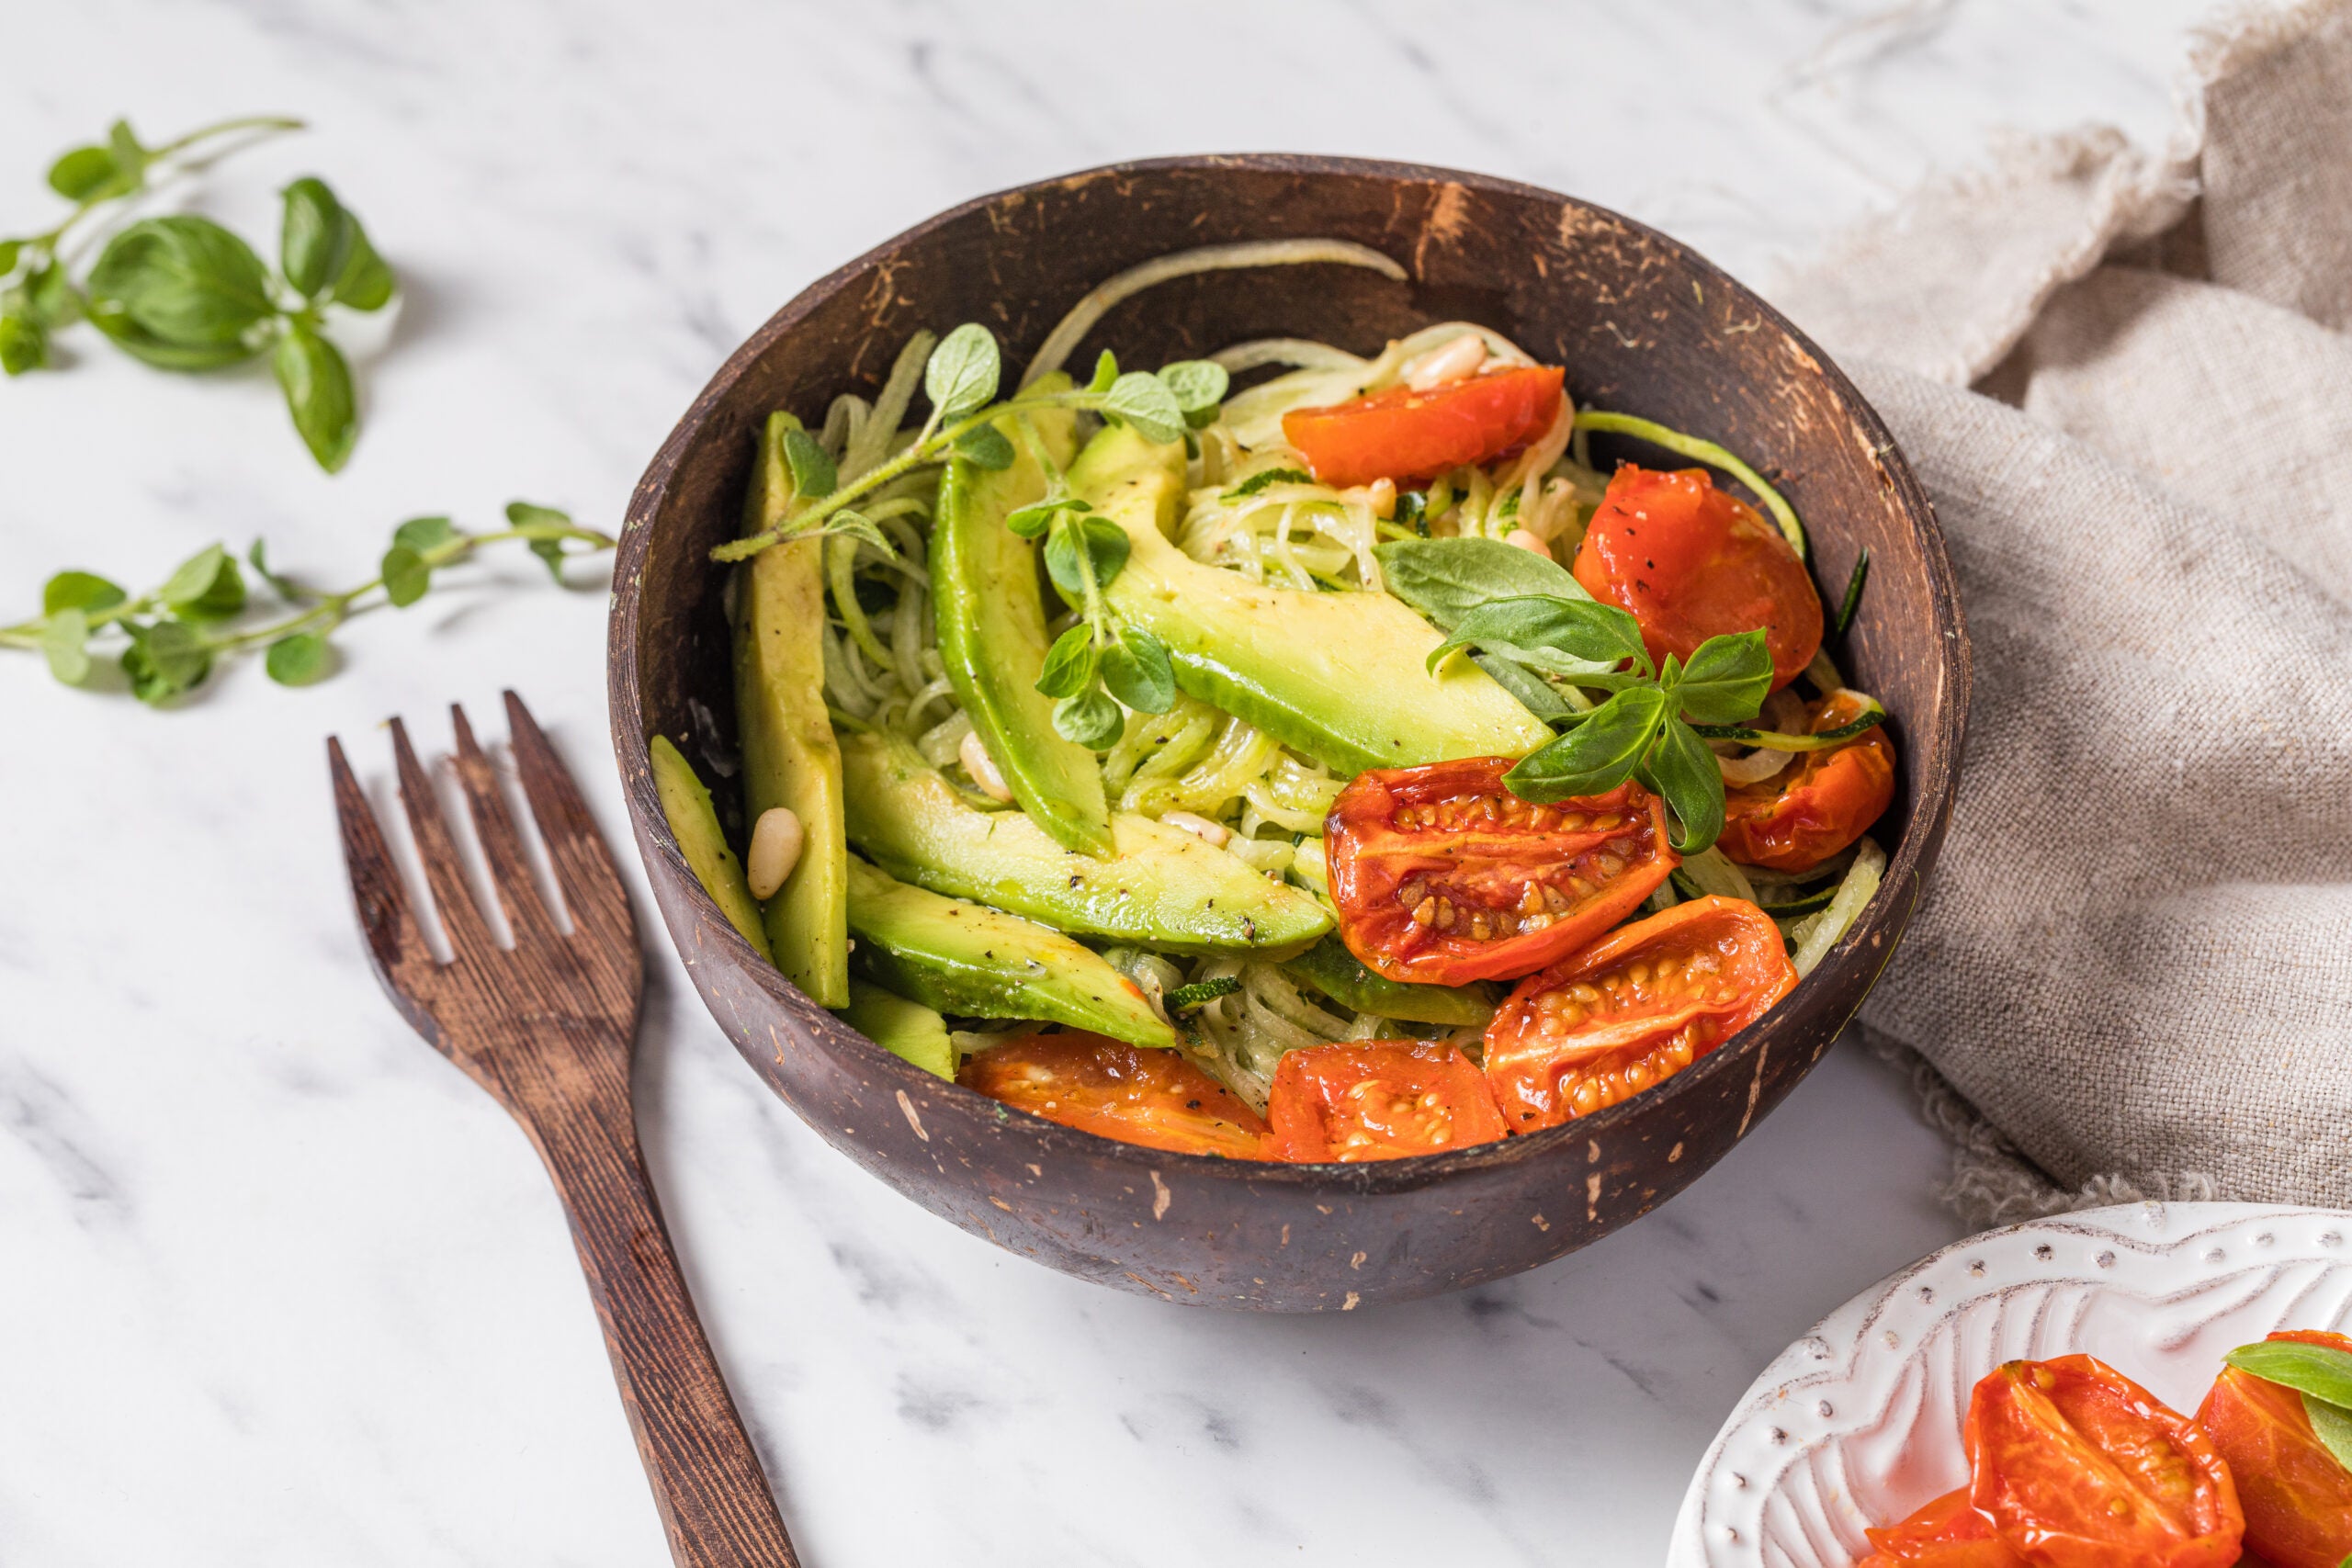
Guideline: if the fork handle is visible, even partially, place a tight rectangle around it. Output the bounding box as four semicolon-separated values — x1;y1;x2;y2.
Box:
518;1065;799;1568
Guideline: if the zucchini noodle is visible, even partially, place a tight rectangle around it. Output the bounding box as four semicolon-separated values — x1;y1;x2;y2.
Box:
1788;836;1885;977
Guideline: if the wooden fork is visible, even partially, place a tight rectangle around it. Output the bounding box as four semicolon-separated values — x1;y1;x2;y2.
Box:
328;692;798;1568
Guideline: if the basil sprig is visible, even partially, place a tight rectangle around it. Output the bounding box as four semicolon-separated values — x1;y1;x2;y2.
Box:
2223;1339;2352;1472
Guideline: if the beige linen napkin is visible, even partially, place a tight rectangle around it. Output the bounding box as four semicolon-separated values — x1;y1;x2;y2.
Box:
1771;0;2352;1222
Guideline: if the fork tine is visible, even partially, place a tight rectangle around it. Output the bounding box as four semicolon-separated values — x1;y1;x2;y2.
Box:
390;715;503;963
327;736;435;986
448;703;563;945
502;690;637;951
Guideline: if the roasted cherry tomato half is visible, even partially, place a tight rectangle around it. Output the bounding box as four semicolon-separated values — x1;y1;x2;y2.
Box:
1966;1355;2244;1568
1481;896;1795;1131
1324;759;1677;987
958;1032;1268;1158
1862;1488;2028;1568
1718;689;1897;873
1572;464;1823;692
2196;1331;2352;1568
1263;1039;1509;1163
1281;364;1566;488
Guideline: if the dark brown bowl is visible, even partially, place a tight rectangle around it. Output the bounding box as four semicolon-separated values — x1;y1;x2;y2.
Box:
609;154;1968;1312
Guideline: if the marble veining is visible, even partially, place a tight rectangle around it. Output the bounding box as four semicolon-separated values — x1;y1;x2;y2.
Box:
0;1;2227;1562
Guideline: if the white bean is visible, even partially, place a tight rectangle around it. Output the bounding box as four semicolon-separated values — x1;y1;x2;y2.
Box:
746;807;804;900
1407;333;1487;390
959;728;1014;803
1161;809;1231;847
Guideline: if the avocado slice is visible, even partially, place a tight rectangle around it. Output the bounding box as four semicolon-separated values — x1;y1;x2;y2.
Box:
733;412;850;1007
843;858;1175;1050
1282;934;1497;1028
648;734;772;962
1066;423;1554;777
933;389;1114;857
839;729;1329;958
838;978;956;1079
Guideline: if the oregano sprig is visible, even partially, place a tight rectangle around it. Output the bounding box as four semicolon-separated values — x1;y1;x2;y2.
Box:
2;503;613;705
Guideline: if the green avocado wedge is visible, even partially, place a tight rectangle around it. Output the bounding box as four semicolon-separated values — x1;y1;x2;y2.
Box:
837;978;956;1079
843;858;1175;1050
733;411;849;1007
648;734;772;962
839;729;1330;958
1282;934;1498;1028
933;388;1113;856
1066;423;1553;777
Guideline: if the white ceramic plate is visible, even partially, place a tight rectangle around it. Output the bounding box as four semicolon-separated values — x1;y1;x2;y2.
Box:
1669;1202;2352;1568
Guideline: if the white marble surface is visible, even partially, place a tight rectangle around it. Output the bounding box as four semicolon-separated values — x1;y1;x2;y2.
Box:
0;2;2232;1562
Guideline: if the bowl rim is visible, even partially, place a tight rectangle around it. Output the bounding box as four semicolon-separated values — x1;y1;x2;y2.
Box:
608;151;1972;1192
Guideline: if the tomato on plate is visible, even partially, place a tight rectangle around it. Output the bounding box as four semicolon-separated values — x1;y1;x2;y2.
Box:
1718;688;1897;873
1324;759;1678;986
958;1032;1268;1158
1966;1355;2244;1568
2196;1332;2352;1568
1281;364;1566;488
1262;1040;1509;1162
1572;464;1822;691
1862;1488;2028;1568
1480;895;1795;1131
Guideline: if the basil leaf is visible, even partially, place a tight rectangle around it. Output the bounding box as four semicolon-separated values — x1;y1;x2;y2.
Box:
1158;360;1229;413
504;501;573;536
1472;651;1571;721
2225;1341;2352;1410
1053;690;1125;750
1034;624;1098;700
392;515;458;554
1640;716;1726;854
265;631;332;686
106;120;150;185
1503;687;1665;802
273;321;357;472
246;540;300;601
1102;370;1185;446
1432;595;1645;680
924;323;1000;423
1087;349;1118;393
2305;1394;2352;1473
327;211;394;311
1671;628;1773;724
1044;515;1131;599
86;217;276;350
781;425;838;498
1100;626;1175;715
40;608;91;684
26;262;84;329
48;144;124;202
953;422;1015;471
122;620;209;705
1224;467;1314;501
381;545;431;607
159;544;246;619
1374;537;1592;630
0;312;45;376
528;536;568;581
279;176;351;299
43;570;127;616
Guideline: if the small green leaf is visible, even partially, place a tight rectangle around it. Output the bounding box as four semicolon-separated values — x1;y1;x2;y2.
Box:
2225;1341;2352;1410
820;509;898;558
1224;467;1314;501
1034;624;1098;700
1052;690;1125;750
1102;370;1185;446
1431;595;1645;681
1472;651;1571;721
47;145;123;202
953;422;1015;471
86;217;275;351
782;426;838;498
121;620;210;704
42;570;126;616
1670;629;1773;724
528;537;568;581
327;213;394;310
1044;514;1131;599
246;539;300;601
279;176;351;299
0;239;22;275
2304;1393;2352;1473
392;515;458;554
273;321;358;472
924;323;1000;423
39;608;91;684
1639;716;1727;854
504;501;573;536
1502;687;1666;802
1374;536;1592;630
1166;976;1242;1012
1087;349;1118;393
1835;547;1871;637
26;263;84;329
264;631;332;685
0;312;44;376
381;544;431;607
1099;626;1175;715
1158;360;1229;414
159;544;246;618
105;119;149;179
1004;498;1058;539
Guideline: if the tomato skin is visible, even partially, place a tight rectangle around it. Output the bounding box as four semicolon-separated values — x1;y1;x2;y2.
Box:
1324;759;1678;986
1965;1356;2244;1568
1719;689;1897;873
1281;365;1566;488
1481;896;1795;1131
2196;1332;2352;1568
1572;465;1822;692
958;1032;1268;1158
1862;1489;2029;1568
1263;1040;1509;1162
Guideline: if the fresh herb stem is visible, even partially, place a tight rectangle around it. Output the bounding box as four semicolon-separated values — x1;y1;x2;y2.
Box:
1834;546;1871;636
17;114;304;256
1574;409;1807;560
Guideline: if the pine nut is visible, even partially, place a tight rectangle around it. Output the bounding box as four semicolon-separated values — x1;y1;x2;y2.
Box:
1505;528;1550;557
1161;809;1230;847
959;728;1014;803
746;807;804;900
1407;333;1487;389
